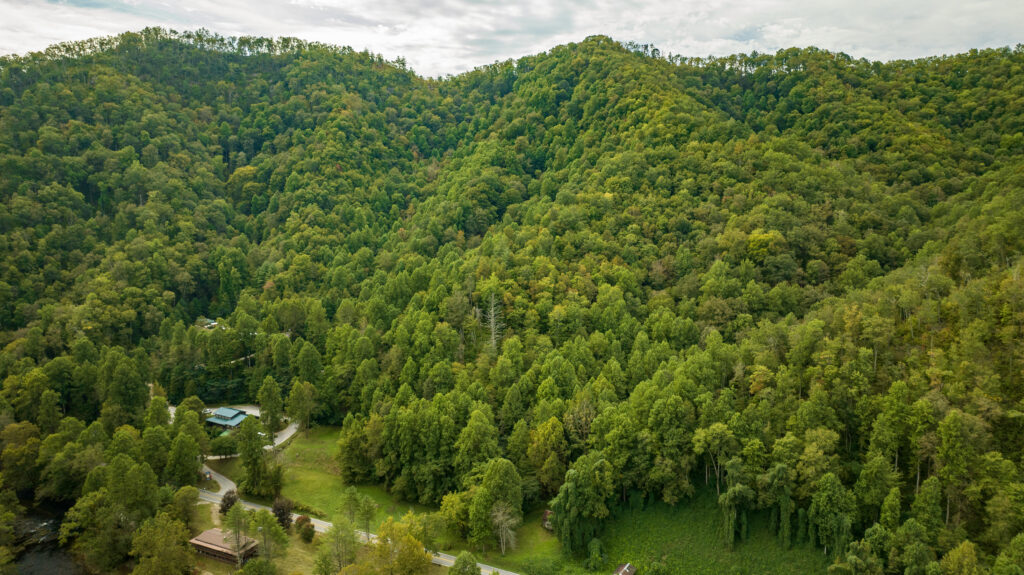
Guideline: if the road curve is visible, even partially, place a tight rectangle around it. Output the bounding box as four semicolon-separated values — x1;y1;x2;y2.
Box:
197;465;520;575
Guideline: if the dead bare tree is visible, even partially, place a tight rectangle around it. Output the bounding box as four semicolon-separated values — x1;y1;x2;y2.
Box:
484;293;504;351
491;501;520;555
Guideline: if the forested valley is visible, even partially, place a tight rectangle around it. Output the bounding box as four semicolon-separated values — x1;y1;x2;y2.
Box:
1;28;1024;574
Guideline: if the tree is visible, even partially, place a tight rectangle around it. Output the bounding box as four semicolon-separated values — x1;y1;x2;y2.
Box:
855;453;897;523
319;516;359;572
59;488;133;572
37;389;62;434
356;493;378;537
693;422;737;496
272;496;294;530
484;292;504;351
221;489;239;514
880;486;902;531
258;376;284;434
141;426;170;478
144;396;170;429
937;410;971;524
287;380;317;432
808;472;855;555
240;558;277;575
527;417;567;496
164;431;200;487
491;500;520;555
453;409;500;477
252;509;289;561
1;422;41;492
912;476;944;540
295;341;323;385
166;486;200;531
451;551;481;575
237;416;278;496
940;539;981;575
373;517;431;575
130;512;194;575
469;458;522;549
224;501;251;569
173;410;210;455
760;463;795;548
993;532;1024;575
549;452;615;554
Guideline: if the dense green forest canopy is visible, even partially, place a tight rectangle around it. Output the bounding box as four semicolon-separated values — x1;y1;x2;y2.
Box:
2;27;1024;573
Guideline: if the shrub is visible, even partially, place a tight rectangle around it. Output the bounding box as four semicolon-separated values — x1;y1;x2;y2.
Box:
220;489;239;514
273;496;294;530
299;521;316;543
210;435;238;456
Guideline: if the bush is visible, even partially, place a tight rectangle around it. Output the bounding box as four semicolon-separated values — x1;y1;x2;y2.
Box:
220;489;239;514
273;496;294;530
296;515;315;542
299;521;316;543
210;435;238;456
240;558;277;575
584;538;605;570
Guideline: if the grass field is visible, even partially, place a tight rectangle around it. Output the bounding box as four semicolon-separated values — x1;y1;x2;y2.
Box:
194;503;217;533
278;427;435;527
597;488;830;575
440;507;571;574
206;457;244;482
207;427;435;527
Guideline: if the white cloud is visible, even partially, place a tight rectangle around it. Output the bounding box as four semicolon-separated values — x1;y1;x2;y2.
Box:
0;0;1021;76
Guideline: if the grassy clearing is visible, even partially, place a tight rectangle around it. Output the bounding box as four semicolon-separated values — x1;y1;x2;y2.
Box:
275;426;434;528
597;488;829;575
444;490;830;575
194;503;217;533
443;507;568;574
206;457;244;483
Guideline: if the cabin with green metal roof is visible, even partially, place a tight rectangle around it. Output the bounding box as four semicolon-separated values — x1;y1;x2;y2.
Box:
206;407;248;429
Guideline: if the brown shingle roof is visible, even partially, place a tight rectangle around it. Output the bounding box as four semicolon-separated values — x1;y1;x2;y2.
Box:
189;528;257;554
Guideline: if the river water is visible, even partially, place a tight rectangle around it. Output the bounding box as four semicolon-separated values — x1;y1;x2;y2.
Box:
14;508;87;575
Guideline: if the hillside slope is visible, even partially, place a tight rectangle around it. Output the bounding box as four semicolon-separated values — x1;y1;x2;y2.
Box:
2;29;1024;573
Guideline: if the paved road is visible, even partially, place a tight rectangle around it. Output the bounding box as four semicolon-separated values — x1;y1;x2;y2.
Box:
270;421;299;448
198;465;520;575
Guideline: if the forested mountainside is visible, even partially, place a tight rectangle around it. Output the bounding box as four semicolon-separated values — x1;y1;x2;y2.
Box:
1;28;1024;574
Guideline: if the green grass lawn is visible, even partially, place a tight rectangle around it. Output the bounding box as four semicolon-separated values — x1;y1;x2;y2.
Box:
210;427;436;528
597;488;829;575
447;507;567;574
194;503;217;533
278;426;434;527
206;457;244;482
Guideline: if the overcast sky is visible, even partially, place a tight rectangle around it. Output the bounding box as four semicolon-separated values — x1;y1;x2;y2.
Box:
1;0;1021;77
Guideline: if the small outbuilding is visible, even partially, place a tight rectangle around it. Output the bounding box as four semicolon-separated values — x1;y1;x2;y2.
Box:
189;528;258;564
613;563;637;575
206;407;249;429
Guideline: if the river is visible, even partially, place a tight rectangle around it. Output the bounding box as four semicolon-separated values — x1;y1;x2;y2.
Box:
14;507;87;575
